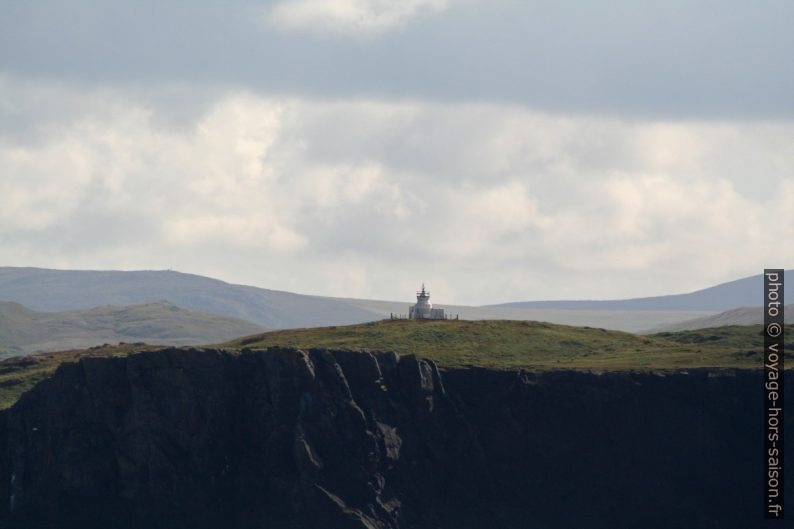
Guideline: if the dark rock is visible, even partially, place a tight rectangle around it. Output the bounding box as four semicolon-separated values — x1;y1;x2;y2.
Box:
0;349;789;529
0;348;494;529
443;367;794;529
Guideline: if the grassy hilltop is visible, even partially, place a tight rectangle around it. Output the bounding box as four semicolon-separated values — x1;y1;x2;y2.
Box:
223;319;781;371
0;319;787;410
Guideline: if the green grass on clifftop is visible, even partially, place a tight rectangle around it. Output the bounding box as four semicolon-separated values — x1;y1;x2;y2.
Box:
0;343;161;410
0;319;787;411
223;319;782;371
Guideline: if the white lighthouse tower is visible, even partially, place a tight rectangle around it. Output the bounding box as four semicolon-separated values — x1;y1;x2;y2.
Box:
408;284;446;320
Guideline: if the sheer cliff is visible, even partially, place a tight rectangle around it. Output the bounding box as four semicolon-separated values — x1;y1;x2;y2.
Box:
0;348;788;529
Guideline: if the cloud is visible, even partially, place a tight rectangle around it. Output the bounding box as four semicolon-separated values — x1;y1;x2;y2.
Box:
1;77;793;304
264;0;451;36
2;1;792;118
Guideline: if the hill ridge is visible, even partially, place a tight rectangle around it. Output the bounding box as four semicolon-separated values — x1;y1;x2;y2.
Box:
488;269;792;311
0;300;265;356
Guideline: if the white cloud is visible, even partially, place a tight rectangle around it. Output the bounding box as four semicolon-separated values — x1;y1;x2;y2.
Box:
264;0;451;36
1;77;793;303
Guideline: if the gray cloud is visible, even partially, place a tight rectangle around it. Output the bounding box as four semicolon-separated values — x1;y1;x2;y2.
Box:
1;0;792;118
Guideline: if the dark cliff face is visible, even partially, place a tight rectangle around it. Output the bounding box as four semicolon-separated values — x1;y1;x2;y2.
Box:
444;368;793;529
0;348;789;529
0;348;492;529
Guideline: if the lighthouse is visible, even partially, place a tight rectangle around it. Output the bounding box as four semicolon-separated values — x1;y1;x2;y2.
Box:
408;284;446;320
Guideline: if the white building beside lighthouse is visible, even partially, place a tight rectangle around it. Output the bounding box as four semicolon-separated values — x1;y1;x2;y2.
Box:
408;284;446;320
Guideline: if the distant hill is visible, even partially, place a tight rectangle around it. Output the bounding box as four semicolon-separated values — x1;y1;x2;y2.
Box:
489;270;792;311
0;267;714;332
0;300;264;357
0;267;383;329
651;304;794;332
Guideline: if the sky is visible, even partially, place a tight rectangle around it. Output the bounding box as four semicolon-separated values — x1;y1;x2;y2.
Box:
1;0;793;304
